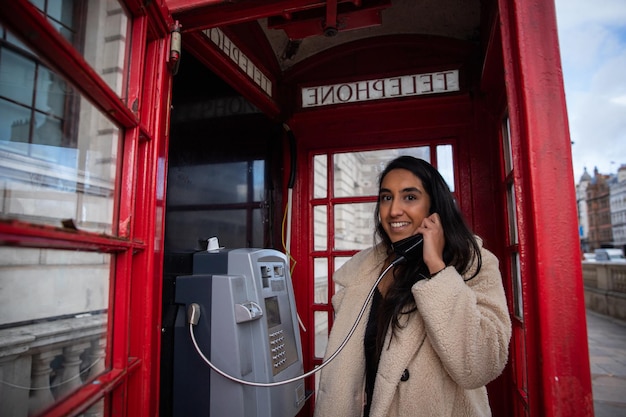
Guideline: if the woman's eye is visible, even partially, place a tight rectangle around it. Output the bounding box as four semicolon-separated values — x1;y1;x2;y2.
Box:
405;194;417;201
379;194;391;202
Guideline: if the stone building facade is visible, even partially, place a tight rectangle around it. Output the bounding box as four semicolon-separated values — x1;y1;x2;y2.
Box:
577;165;626;252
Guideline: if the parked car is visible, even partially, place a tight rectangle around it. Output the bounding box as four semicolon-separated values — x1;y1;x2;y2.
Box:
594;248;626;262
582;253;596;261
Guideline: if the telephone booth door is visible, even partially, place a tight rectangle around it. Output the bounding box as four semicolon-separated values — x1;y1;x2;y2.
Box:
280;35;513;416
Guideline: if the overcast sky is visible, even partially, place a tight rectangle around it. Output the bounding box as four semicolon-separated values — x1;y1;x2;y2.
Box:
554;0;626;182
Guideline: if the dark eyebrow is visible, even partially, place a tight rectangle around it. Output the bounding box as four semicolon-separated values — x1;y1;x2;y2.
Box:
379;187;423;194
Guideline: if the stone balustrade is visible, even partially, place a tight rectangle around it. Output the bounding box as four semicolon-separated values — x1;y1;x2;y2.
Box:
583;261;626;321
0;313;107;417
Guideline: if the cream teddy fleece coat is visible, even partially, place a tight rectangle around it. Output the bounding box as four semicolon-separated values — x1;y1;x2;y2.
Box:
314;238;511;417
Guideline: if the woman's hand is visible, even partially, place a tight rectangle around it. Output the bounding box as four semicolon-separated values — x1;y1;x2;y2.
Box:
417;213;446;275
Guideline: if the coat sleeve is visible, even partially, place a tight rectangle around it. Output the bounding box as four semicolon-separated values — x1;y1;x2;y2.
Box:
411;244;512;389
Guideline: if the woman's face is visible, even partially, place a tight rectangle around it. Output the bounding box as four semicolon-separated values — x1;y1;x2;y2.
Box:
379;168;431;243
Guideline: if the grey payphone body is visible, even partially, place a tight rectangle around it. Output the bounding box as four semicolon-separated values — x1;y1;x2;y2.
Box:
173;248;306;417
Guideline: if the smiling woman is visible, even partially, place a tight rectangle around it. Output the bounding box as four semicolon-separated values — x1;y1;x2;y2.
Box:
314;155;511;417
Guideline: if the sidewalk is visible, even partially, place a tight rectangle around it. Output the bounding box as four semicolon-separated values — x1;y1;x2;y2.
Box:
586;309;626;417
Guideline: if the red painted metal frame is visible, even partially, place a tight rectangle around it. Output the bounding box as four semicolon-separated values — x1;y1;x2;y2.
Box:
171;0;367;31
112;7;174;417
498;0;593;416
0;220;137;252
125;0;171;38
125;34;173;417
32;363;140;417
267;0;390;39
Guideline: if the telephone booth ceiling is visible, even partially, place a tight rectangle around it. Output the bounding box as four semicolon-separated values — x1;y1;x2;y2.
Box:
166;0;483;72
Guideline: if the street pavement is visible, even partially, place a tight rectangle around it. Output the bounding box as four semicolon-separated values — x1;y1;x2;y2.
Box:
586;309;626;417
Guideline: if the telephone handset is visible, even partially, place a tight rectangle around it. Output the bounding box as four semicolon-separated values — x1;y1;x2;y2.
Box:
390;233;424;265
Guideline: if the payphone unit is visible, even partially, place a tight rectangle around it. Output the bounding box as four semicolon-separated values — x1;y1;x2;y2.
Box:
172;248;306;417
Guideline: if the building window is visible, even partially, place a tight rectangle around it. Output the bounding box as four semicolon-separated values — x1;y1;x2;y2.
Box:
28;0;131;98
0;34;121;232
0;0;130;233
165;159;268;251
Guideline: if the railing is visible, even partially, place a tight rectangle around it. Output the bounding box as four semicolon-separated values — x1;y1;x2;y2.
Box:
582;261;626;321
0;314;107;417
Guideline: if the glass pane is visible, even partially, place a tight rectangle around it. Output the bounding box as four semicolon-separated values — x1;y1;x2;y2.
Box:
252;160;265;201
503;116;513;174
30;0;45;11
333;147;430;197
0;101;120;235
0;99;31;144
512;252;523;320
167;162;250;205
165;210;248;252
313;206;327;251
0;27;121;234
0;48;36;107
252;208;263;248
86;0;131;98
32;112;64;148
334;256;351;272
35;67;69;118
0;247;110;414
507;184;519;244
436;144;455;192
5;29;31;53
314;258;328;304
29;0;131;98
313;154;327;199
46;0;75;29
166;157;266;251
314;311;328;358
334;203;376;250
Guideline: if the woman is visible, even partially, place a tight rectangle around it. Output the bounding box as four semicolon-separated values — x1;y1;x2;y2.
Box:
314;156;511;417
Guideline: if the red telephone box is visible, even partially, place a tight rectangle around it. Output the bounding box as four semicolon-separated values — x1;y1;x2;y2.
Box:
0;1;592;416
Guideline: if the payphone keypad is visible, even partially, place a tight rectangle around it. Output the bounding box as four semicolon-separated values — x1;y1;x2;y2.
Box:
270;329;287;371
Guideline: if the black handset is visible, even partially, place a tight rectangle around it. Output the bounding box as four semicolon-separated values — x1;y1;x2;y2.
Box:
390;234;424;265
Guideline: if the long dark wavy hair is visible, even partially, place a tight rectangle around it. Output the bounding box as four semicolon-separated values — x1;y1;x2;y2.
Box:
373;156;482;353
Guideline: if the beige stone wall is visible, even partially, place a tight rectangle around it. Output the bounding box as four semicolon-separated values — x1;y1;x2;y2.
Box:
583;261;626;320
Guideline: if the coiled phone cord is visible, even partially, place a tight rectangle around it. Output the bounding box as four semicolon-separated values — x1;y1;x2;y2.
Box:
188;257;404;387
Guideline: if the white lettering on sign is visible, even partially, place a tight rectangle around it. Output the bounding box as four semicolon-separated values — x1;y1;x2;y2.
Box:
202;27;273;97
301;70;459;108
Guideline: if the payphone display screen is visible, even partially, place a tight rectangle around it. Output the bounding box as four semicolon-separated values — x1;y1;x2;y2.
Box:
265;296;281;328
